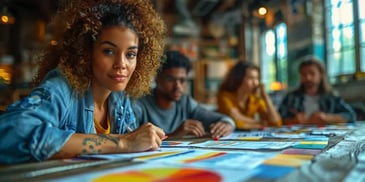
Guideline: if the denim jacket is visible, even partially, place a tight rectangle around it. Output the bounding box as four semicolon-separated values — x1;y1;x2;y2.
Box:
0;69;136;164
278;90;356;124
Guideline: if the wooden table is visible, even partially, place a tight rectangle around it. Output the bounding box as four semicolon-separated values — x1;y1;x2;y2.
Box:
1;122;365;182
280;123;365;182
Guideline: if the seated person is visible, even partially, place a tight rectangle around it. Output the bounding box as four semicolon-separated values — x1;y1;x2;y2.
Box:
132;50;235;139
0;0;166;164
217;61;282;130
278;55;356;125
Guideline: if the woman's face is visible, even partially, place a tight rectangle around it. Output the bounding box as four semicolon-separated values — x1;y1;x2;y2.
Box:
92;26;138;93
241;68;260;93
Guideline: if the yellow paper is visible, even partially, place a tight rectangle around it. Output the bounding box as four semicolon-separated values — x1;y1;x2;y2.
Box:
263;155;309;167
299;141;328;145
237;137;262;141
276;154;314;160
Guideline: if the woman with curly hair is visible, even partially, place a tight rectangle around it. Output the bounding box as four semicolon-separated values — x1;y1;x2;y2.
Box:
217;61;282;130
0;0;167;163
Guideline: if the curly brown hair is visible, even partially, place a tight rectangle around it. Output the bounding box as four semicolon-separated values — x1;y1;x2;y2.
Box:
33;0;166;98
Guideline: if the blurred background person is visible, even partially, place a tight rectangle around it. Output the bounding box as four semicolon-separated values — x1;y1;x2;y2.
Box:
133;50;235;139
278;55;356;125
217;61;282;130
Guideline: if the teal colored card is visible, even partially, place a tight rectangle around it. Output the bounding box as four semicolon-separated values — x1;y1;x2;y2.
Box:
252;164;295;179
293;144;327;149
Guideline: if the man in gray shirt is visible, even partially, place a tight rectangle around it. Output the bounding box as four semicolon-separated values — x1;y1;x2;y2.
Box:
132;51;235;139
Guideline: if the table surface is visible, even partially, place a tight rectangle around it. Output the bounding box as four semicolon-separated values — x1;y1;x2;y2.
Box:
1;122;365;182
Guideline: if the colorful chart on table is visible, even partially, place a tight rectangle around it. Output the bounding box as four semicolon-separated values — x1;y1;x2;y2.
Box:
92;167;222;182
189;140;295;150
79;148;190;160
50;163;258;182
151;149;276;170
161;141;192;147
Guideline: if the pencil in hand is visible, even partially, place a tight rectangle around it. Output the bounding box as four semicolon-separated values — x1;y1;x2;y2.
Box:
126;126;134;133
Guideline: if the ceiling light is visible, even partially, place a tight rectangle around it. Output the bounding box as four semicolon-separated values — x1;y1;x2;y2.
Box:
258;6;268;16
0;7;15;25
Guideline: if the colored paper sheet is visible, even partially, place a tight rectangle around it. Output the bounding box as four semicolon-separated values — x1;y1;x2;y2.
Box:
151;149;276;170
281;148;322;155
189;141;295;150
293;144;327;150
161;141;192;147
310;130;349;136
252;164;295;180
136;150;192;161
303;136;329;141
263;155;310;167
236;136;263;140
48;163;260;182
276;154;314;160
221;131;305;139
79;148;190;160
299;141;328;145
220;131;273;139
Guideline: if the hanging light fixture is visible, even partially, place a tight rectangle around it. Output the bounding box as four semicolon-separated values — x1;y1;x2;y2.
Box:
248;0;269;19
0;6;15;25
257;6;268;16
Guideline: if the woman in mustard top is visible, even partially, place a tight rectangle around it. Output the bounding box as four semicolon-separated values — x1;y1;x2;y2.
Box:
217;61;282;130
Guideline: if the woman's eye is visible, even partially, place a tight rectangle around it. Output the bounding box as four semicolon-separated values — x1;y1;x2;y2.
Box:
103;49;115;55
126;52;137;59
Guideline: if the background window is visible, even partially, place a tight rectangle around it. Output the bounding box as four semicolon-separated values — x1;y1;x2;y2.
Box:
261;30;276;91
325;0;356;82
276;23;288;85
359;0;365;71
261;23;288;92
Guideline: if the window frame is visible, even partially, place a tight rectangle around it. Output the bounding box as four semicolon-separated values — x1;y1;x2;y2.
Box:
325;0;363;82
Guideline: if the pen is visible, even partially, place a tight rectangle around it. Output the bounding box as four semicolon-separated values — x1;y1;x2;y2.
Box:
126;125;168;140
126;126;133;133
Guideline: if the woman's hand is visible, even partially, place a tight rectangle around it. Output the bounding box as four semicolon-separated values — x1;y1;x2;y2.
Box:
254;83;267;98
119;123;165;152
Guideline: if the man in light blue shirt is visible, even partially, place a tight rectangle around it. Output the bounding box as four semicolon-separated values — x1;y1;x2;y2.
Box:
133;51;235;138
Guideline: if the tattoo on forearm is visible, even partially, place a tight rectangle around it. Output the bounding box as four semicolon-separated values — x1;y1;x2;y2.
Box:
81;138;102;154
98;134;120;146
81;135;119;154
